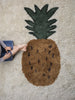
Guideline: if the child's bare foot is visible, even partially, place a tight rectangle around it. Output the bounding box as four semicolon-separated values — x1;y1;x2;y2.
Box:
20;44;27;51
17;44;27;50
21;47;26;51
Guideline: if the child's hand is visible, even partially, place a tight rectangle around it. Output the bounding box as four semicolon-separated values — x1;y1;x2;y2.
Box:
5;47;11;53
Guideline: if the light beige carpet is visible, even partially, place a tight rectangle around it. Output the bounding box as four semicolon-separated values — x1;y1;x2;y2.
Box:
0;0;75;100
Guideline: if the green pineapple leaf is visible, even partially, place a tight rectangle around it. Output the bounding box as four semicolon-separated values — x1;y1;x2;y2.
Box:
25;26;33;31
25;20;34;26
48;19;57;26
24;4;59;39
34;5;40;14
49;25;57;30
47;7;59;19
29;32;40;39
24;7;35;21
46;31;56;38
41;4;48;13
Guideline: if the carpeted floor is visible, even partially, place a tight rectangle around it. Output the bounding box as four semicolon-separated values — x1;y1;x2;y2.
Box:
0;0;75;100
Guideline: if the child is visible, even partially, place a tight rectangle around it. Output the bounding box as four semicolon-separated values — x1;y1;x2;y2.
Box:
0;40;27;62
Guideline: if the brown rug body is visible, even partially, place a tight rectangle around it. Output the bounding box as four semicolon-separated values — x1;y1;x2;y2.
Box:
22;39;60;86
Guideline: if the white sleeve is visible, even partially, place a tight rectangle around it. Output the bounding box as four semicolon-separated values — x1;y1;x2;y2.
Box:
0;57;4;62
0;41;6;48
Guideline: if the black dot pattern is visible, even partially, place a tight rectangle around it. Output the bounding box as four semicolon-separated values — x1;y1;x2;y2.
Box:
31;66;33;70
28;52;30;56
49;45;52;48
22;39;60;86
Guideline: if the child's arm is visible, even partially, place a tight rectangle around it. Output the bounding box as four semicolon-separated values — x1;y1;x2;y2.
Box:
0;57;4;62
0;41;6;48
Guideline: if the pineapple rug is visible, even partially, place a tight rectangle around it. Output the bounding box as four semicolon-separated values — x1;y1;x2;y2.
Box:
22;4;60;86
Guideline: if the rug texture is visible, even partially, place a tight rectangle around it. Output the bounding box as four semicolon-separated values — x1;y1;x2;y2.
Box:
0;0;74;100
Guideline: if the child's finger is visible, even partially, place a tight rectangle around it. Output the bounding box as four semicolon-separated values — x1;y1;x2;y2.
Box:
6;50;8;53
9;47;11;50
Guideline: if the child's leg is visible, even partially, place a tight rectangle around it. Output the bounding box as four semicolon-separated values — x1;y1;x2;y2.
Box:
11;44;27;56
3;44;27;60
